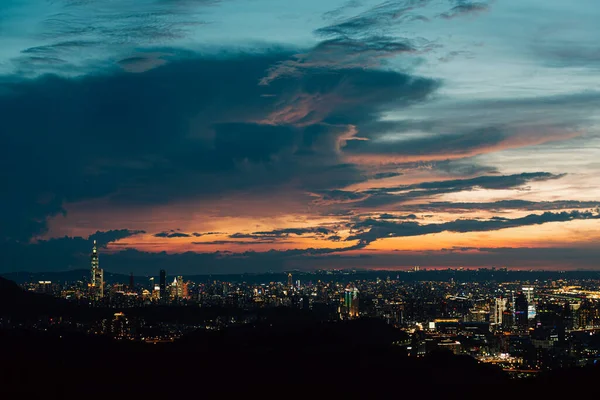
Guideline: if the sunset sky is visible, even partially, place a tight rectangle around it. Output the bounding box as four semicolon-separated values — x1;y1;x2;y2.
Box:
1;0;600;274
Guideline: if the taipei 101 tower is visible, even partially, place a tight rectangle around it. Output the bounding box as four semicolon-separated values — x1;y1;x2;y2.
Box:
90;240;104;300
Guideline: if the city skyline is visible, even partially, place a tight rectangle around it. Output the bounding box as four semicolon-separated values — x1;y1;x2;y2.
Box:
2;0;600;274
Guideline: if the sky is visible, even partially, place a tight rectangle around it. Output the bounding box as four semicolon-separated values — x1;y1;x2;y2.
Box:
1;0;600;274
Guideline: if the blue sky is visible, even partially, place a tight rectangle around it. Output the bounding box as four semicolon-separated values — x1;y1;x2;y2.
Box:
1;0;599;274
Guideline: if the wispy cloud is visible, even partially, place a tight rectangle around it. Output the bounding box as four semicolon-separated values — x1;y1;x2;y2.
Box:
316;172;565;208
347;210;600;245
6;0;219;76
439;1;490;20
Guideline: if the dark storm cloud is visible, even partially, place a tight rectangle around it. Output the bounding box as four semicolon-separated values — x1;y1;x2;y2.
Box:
0;48;439;241
346;210;600;244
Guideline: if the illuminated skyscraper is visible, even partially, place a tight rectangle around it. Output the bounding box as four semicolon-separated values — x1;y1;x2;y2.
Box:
491;297;508;328
522;286;536;320
90;240;104;300
287;273;293;289
175;276;184;299
342;286;359;319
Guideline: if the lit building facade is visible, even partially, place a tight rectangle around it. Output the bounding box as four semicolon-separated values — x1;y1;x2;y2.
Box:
522;286;536;320
342;287;359;319
90;240;104;300
492;297;508;328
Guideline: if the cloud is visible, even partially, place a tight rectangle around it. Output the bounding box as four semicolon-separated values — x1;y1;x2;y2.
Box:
1;43;448;244
192;240;295;245
154;231;191;238
261;0;494;86
372;172;403;180
342;125;582;163
253;227;335;236
322;0;364;20
89;229;146;245
315;0;433;38
439;2;490;20
2;51;437;240
117;53;171;73
0;229;145;273
317;172;564;208
7;0;218;76
228;226;337;241
260;36;431;85
378;213;417;220
346;210;600;244
3;236;600;274
391;200;600;213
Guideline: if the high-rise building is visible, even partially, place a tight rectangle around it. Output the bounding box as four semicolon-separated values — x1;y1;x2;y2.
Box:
159;269;167;302
90;240;104;300
515;292;529;331
287;273;293;289
522;286;536;320
491;297;508;327
342;286;359;319
171;276;185;300
128;273;135;292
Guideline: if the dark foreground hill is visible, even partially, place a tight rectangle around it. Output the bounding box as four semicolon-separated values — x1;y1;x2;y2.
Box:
0;324;510;396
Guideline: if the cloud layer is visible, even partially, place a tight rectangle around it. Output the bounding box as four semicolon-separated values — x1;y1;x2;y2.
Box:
1;0;599;273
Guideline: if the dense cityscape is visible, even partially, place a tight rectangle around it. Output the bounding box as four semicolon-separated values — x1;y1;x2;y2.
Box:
4;241;600;380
